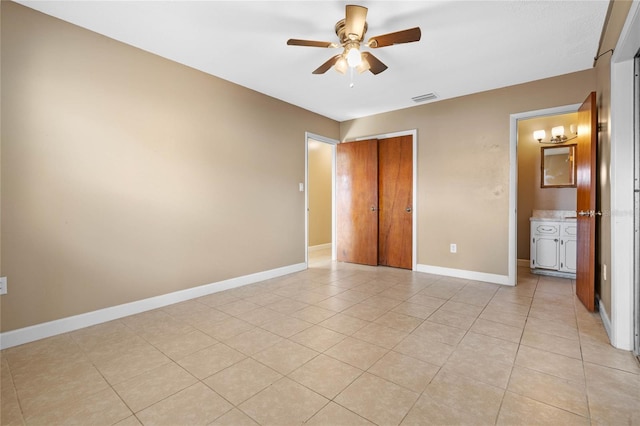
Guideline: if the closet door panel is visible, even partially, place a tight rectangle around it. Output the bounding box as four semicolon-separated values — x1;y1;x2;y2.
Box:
336;139;379;266
378;135;413;269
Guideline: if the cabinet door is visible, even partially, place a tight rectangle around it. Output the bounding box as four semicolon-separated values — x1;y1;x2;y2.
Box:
533;236;559;270
560;238;577;273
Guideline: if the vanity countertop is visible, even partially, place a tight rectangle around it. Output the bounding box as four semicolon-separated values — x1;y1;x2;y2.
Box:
530;210;577;222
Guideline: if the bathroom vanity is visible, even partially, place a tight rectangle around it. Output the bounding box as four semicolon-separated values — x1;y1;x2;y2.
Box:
530;210;577;278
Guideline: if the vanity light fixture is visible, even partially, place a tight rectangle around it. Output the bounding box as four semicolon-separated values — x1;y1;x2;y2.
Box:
534;125;577;144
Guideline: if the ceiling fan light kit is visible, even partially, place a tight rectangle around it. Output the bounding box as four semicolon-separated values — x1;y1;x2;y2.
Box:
287;4;421;82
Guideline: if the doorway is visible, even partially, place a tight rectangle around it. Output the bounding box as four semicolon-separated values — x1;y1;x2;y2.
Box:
510;104;581;286
512;95;599;312
516;112;579;268
305;133;339;266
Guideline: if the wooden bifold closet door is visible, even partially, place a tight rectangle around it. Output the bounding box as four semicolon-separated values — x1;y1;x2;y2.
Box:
336;135;413;269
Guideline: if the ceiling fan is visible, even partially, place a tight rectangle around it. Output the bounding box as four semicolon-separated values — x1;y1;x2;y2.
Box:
287;4;421;75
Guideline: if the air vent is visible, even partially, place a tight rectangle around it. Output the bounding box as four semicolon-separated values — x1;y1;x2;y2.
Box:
411;93;438;103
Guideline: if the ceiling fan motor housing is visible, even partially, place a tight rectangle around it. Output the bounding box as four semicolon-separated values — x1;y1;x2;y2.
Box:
335;18;368;43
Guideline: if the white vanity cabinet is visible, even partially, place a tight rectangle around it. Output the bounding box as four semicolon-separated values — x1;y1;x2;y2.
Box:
530;218;576;278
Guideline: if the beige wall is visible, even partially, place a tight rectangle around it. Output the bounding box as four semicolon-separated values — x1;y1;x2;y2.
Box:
2;0;632;335
341;70;595;276
594;0;634;315
308;140;332;247
1;2;339;332
517;113;578;260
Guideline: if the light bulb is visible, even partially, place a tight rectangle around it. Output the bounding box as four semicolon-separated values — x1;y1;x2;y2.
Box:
334;57;348;74
551;126;565;138
533;130;546;142
356;57;370;74
346;47;362;68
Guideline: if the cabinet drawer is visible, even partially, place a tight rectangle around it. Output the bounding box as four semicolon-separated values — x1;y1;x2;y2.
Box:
532;223;560;236
561;223;577;237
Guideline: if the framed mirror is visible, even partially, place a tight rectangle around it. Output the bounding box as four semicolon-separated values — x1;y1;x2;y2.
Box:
541;144;576;188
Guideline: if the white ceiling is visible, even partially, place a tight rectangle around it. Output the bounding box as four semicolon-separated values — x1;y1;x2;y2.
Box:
17;1;610;122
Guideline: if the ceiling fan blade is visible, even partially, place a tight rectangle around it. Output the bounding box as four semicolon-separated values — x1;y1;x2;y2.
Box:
361;52;388;75
367;27;421;48
345;5;368;40
312;55;342;74
287;39;337;48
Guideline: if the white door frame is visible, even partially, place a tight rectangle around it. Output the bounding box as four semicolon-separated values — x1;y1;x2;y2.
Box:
509;104;581;287
305;132;339;266
609;0;639;351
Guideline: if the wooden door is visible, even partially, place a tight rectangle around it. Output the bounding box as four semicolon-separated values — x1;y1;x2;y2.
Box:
336;139;379;265
576;91;597;311
378;136;413;269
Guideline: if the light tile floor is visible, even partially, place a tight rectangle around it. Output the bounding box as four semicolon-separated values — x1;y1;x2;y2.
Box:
2;250;639;425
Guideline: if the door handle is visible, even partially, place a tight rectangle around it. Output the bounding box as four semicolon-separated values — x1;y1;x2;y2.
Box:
578;210;603;217
405;207;412;213
371;206;377;212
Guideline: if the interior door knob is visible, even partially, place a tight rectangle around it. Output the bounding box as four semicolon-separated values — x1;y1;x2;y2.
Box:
405;207;412;213
578;210;603;217
371;206;377;212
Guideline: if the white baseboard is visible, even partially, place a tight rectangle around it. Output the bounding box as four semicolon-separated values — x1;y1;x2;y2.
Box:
0;263;306;350
530;269;576;280
416;264;512;286
598;296;613;342
308;243;331;252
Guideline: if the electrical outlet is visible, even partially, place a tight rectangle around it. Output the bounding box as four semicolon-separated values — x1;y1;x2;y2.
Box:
0;277;6;295
450;244;457;253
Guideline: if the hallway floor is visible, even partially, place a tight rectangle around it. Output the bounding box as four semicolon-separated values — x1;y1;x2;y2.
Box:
2;251;639;425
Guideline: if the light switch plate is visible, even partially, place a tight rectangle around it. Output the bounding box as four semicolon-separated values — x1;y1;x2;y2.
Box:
0;277;6;295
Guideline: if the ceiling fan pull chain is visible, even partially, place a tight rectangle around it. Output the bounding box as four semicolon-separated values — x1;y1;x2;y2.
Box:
349;66;355;88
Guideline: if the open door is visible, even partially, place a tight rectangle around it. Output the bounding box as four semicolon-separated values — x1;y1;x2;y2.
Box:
336;139;379;265
576;91;598;311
